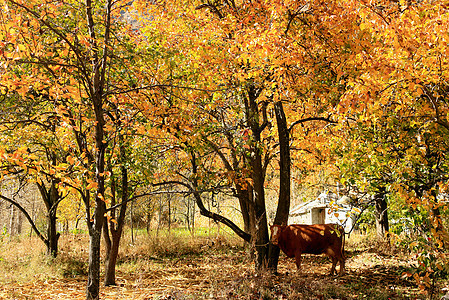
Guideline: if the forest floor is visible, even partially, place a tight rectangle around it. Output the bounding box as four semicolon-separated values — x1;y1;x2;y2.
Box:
0;232;446;299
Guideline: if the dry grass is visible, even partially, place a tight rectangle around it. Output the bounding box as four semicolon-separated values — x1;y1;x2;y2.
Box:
0;231;445;299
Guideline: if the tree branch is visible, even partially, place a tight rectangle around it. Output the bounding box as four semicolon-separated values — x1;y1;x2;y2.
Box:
0;194;48;246
288;116;337;132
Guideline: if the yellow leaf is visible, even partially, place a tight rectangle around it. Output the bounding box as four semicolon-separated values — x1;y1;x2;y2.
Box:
17;44;26;52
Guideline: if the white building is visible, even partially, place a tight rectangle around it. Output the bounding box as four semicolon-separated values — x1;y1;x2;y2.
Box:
288;192;357;232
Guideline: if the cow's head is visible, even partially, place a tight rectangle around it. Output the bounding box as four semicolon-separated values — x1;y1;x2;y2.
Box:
270;224;286;246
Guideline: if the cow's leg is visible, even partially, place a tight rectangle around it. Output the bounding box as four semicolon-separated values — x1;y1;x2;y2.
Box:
326;249;338;276
330;256;337;276
294;252;302;272
338;254;345;276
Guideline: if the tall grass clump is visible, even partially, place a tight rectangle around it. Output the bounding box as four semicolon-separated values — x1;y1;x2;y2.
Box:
118;227;243;261
0;235;57;283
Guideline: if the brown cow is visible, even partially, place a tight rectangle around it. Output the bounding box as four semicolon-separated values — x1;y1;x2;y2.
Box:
270;224;345;276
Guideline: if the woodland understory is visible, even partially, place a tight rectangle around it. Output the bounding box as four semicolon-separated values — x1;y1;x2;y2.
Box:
0;232;446;300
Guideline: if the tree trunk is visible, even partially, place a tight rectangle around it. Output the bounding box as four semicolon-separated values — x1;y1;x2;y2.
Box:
130;199;135;244
186;198;191;234
246;86;269;270
236;185;255;236
374;190;389;240
157;195;162;237
191;200;195;236
86;59;108;300
86;145;107;299
252;161;269;270
37;179;62;258
17;209;23;235
103;173;115;286
9;205;16;236
146;211;151;234
48;181;61;257
104;232;121;285
86;215;104;300
104;163;128;286
428;189;446;247
47;207;60;257
168;195;171;234
268;101;291;272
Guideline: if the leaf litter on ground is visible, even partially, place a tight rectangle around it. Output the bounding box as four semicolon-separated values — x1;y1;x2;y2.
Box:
0;236;443;299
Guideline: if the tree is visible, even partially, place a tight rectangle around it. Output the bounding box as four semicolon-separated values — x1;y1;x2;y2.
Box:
102;109;159;286
0;0;158;298
135;0;363;272
268;100;291;270
334;117;399;240
0;94;70;256
339;0;449;245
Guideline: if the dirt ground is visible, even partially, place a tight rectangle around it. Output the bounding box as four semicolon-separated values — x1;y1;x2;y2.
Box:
0;244;441;300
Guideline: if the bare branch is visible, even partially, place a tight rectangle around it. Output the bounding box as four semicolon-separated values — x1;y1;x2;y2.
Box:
0;194;48;246
288;116;337;132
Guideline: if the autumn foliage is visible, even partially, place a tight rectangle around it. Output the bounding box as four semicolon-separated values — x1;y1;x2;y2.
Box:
0;0;449;298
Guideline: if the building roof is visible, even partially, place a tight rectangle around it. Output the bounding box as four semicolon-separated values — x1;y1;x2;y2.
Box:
290;192;351;216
